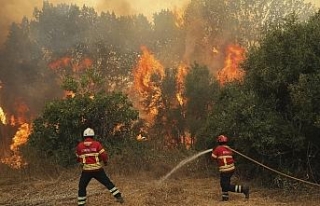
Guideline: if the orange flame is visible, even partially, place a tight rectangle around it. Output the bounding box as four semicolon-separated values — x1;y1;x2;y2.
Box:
176;63;188;107
0;99;31;169
10;123;30;152
64;90;76;98
132;46;165;122
13;100;29;125
10;115;15;126
133;46;165;93
49;56;71;70
49;56;94;98
73;57;93;72
217;44;245;85
0;106;6;124
1;123;31;169
180;131;193;149
49;56;93;72
136;132;148;141
173;7;184;28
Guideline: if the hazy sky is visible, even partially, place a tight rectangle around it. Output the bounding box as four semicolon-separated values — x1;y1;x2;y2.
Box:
0;0;190;45
0;0;319;45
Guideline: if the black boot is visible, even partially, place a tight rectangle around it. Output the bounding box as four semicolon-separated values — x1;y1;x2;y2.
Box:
222;192;229;201
115;195;124;204
243;185;249;199
222;196;229;201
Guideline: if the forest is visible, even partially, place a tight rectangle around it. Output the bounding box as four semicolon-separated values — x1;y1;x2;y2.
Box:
0;0;320;195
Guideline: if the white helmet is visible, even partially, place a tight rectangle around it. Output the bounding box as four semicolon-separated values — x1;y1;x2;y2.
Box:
83;128;95;137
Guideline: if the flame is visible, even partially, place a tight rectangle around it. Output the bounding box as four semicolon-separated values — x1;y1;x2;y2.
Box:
0;99;31;169
0;106;6;124
173;7;184;28
10;123;30;151
136;134;147;141
73;57;93;72
176;63;188;107
1;123;31;169
49;56;72;70
212;47;219;55
217;44;245;85
131;48;193;148
112;123;125;135
49;56;94;98
13;100;29;125
64;90;76;98
180;131;193;149
10;115;15;126
49;56;93;72
132;46;165;122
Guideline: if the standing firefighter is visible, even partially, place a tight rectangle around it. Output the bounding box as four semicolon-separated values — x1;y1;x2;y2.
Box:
76;128;124;205
211;135;249;201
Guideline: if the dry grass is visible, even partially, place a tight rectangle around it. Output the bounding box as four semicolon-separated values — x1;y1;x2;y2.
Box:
1;163;320;206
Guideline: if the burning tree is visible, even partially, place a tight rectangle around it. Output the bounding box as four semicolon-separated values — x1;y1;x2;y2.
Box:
217;44;246;85
0;102;32;169
130;47;223;149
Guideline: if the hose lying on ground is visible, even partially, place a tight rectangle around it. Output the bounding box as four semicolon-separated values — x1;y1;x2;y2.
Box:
229;147;320;188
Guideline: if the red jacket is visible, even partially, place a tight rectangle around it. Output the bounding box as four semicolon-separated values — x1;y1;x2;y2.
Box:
212;145;235;172
76;137;108;171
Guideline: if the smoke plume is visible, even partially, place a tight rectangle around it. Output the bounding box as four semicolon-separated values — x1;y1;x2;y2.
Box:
0;0;191;47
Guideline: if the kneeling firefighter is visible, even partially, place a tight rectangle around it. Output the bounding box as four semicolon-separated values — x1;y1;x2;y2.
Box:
211;135;249;201
76;128;124;205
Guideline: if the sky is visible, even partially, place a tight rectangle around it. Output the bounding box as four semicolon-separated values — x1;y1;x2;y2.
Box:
0;0;319;46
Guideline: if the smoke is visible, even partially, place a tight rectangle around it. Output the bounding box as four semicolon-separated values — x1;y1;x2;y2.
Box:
0;0;40;47
1;0;319;46
0;0;191;47
97;0;190;18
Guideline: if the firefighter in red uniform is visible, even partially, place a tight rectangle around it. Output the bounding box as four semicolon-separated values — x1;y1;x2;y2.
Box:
211;135;249;201
76;128;124;205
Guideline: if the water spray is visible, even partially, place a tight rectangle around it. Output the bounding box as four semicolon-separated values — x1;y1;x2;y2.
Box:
159;148;212;183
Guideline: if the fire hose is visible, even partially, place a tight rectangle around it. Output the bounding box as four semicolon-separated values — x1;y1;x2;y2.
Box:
160;148;320;188
228;147;320;188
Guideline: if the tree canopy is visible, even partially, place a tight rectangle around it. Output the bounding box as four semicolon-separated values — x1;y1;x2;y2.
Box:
28;91;138;166
203;11;320;182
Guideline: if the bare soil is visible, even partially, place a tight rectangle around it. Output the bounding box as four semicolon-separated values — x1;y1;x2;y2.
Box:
0;166;319;206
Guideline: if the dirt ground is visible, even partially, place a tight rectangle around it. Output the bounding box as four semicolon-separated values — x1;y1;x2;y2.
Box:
1;166;320;206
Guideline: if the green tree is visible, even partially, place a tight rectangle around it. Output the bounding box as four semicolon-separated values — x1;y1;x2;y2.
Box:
205;11;320;182
27;92;138;166
184;63;215;148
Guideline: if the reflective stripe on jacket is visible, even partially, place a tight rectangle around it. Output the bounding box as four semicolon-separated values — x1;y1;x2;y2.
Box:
76;137;108;171
212;145;235;172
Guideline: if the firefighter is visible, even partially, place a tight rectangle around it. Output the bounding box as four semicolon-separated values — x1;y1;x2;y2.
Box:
76;128;124;205
211;135;249;201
